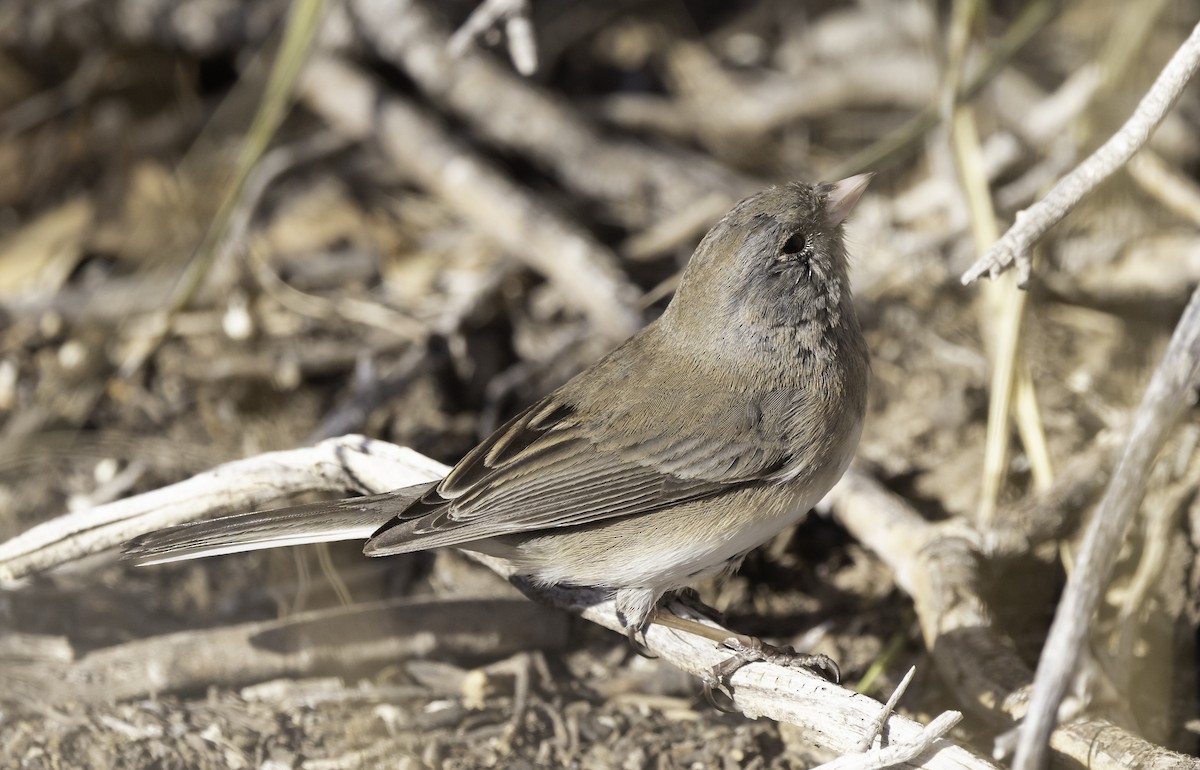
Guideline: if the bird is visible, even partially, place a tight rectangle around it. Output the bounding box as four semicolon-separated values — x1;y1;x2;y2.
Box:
126;174;873;675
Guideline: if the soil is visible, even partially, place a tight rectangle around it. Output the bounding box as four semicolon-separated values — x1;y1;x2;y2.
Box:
1;0;1199;767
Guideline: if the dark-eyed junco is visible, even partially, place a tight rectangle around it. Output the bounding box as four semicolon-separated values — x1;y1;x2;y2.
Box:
127;175;872;674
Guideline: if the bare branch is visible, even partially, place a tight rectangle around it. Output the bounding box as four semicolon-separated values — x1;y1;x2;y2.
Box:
1013;287;1200;770
962;21;1200;286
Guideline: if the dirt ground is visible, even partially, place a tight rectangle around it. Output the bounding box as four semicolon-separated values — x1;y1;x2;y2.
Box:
1;0;1199;767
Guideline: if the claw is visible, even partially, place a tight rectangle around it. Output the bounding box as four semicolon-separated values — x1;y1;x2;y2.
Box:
700;672;738;713
703;636;841;708
624;622;658;659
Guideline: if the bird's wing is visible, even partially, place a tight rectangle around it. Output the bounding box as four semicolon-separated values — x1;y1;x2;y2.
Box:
365;381;797;555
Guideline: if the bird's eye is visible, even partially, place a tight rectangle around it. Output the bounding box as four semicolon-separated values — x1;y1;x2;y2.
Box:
778;232;808;260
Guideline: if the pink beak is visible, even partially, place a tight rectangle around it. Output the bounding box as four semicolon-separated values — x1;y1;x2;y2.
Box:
824;173;875;226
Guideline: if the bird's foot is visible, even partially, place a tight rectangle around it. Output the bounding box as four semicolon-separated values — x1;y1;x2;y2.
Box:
701;635;840;711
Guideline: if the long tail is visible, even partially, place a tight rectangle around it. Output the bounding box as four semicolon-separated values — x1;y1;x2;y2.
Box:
123;482;438;566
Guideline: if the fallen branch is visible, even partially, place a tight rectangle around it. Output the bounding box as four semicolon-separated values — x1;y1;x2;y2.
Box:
0;435;994;769
0;437;447;582
297;55;643;342
328;0;754;227
3;598;566;707
827;468;1200;770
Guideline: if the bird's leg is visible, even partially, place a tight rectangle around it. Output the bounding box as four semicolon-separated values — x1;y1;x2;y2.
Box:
615;588;661;659
669;587;725;624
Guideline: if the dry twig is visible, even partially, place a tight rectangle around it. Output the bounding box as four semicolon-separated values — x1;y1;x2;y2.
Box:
448;0;538;76
941;0;1052;524
813;710;963;770
854;665;917;753
1013;287;1200;770
962;21;1200;286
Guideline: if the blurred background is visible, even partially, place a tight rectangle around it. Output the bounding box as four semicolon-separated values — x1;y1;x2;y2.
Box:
1;0;1199;766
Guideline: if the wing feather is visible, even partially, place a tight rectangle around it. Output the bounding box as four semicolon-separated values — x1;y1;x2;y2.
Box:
366;341;804;556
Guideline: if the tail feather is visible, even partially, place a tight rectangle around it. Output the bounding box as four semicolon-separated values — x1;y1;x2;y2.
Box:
123;482;438;566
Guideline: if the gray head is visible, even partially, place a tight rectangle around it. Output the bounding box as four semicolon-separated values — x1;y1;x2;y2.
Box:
662;175;872;361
